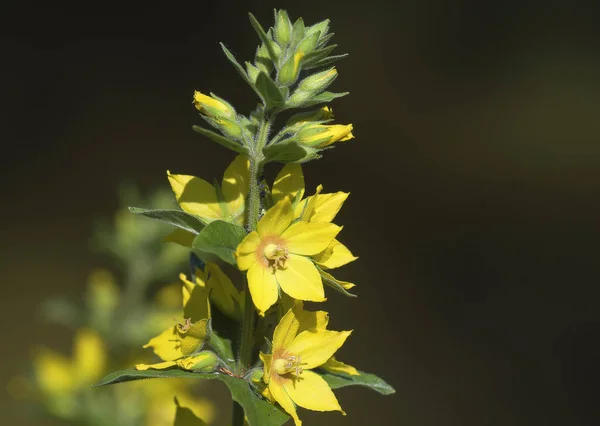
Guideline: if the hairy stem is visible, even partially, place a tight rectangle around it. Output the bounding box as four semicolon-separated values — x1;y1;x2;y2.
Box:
233;116;271;426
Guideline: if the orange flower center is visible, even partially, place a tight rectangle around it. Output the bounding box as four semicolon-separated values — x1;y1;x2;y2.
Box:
258;236;289;272
273;354;303;376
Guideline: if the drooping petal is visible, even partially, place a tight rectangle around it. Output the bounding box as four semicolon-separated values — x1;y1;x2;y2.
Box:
143;326;182;361
247;262;279;315
257;199;293;238
276;255;325;302
183;285;210;322
321;357;359;376
308;191;349;223
283;370;343;413
282;222;341;256
272;307;300;353
178;319;209;356
235;231;262;271
73;329;106;385
135;360;177;371
269;379;303;426
313;240;358;269
167;172;222;221
221;155;250;225
287;329;352;370
272;163;305;205
206;263;242;319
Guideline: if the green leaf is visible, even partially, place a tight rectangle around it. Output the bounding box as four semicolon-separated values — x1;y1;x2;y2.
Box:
192;220;246;266
220;43;251;84
255;72;285;110
294;91;349;108
263;138;320;163
94;368;290;426
248;13;279;65
319;268;357;298
308;54;349;70
129;207;206;235
319;369;396;396
175;397;208;425
192;125;248;154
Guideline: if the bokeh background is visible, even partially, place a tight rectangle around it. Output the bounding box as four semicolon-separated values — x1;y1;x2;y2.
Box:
3;0;600;425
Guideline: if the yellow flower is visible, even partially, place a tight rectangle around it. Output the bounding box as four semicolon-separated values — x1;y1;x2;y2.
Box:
32;329;106;416
295;123;353;148
272;163;358;275
193;91;235;120
260;304;351;425
167;154;249;227
235;199;341;315
182;263;243;320
135;275;211;371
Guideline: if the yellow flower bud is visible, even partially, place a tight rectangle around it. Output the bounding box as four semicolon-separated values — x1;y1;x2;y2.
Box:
193;91;236;120
296;123;354;148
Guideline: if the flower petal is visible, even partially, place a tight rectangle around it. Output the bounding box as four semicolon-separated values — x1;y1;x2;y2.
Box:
143;326;182;361
272;307;300;353
287;329;352;370
222;155;250;225
178;319;209;356
276;255;325;302
167;172;222;221
282;222;341;256
294;304;329;332
269;379;303;426
206;263;242;319
135;361;177;371
308;191;349;223
313;240;358;269
321;357;359;376
247;262;279;315
283;370;343;413
235;231;262;271
183;285;210;323
272;163;305;205
258;199;293;238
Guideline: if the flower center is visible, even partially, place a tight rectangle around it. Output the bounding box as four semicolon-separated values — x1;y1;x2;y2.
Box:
263;242;289;271
273;355;304;376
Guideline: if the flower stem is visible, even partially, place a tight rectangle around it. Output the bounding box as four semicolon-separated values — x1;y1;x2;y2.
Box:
233;117;271;426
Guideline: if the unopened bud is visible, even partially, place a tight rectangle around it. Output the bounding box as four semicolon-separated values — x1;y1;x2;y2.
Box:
277;52;304;86
296;123;354;148
296;31;320;56
274;10;291;47
193;91;236;120
176;350;219;372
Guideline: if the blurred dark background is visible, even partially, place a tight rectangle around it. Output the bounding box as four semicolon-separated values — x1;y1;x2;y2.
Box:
2;0;600;425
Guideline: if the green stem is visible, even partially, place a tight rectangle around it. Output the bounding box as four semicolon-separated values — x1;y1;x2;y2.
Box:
233;117;271;426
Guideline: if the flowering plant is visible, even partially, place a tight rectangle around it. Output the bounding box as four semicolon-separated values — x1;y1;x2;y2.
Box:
95;10;394;425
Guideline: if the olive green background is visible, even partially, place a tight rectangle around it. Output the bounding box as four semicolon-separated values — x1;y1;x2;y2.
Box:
2;1;600;425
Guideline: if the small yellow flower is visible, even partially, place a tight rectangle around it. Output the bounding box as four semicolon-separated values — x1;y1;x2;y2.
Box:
192;91;235;120
167;154;249;227
295;123;354;148
235;199;341;315
272;163;358;274
135;275;211;371
260;304;351;425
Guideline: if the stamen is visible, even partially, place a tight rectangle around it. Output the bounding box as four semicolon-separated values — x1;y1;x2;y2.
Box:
177;317;193;332
263;242;289;272
273;354;304;376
